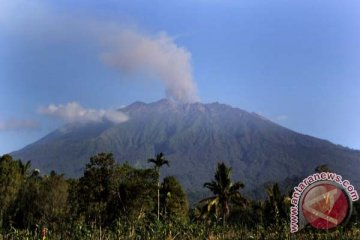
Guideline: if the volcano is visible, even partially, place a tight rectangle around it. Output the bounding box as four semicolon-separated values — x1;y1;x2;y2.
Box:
11;99;360;200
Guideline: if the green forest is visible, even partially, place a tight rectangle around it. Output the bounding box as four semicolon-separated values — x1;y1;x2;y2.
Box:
0;153;359;240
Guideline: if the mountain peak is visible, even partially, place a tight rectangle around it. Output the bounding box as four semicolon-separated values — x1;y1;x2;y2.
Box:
123;98;205;114
153;98;177;105
12;98;360;201
150;98;179;108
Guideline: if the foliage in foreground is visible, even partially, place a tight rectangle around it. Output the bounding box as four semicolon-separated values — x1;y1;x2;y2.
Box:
0;153;360;239
1;221;360;240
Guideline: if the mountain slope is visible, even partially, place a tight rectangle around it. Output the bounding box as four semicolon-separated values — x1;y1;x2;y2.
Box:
11;99;360;199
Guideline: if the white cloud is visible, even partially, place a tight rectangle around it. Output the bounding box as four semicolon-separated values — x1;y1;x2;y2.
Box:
0;119;39;131
38;102;129;124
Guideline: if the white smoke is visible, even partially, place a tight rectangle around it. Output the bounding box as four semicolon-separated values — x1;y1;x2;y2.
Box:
0;0;200;103
38;102;129;124
99;29;199;103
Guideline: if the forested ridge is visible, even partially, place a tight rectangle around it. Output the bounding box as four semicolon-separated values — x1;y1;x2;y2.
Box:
0;153;359;240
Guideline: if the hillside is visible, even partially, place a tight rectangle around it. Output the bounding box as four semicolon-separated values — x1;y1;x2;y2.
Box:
11;99;360;200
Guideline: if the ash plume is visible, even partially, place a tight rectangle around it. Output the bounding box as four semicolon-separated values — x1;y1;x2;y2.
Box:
0;1;200;103
100;29;199;103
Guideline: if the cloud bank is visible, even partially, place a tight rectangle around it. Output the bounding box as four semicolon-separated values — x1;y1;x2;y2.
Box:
0;119;39;131
38;102;129;124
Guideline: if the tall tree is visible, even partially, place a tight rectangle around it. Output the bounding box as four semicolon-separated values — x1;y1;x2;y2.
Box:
147;152;169;220
108;163;157;222
160;176;189;222
0;155;22;228
11;168;43;229
77;153;115;229
263;182;291;227
39;171;69;231
200;162;246;225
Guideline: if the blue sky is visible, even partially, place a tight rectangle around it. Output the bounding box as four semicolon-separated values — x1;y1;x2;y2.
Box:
1;0;360;154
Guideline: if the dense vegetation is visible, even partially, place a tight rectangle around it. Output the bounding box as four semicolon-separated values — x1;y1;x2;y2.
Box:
0;153;359;239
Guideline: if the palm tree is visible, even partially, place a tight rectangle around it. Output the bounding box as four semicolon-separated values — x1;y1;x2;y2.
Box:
17;160;31;177
200;162;246;225
266;183;282;225
265;183;290;226
148;152;170;220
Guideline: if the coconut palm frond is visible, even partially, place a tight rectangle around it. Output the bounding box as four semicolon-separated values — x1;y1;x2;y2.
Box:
198;162;245;225
147;152;170;169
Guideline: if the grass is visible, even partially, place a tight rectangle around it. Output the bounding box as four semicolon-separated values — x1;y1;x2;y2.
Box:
1;222;360;240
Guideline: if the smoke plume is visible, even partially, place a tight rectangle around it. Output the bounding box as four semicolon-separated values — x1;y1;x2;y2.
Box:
1;0;200;103
100;29;199;103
